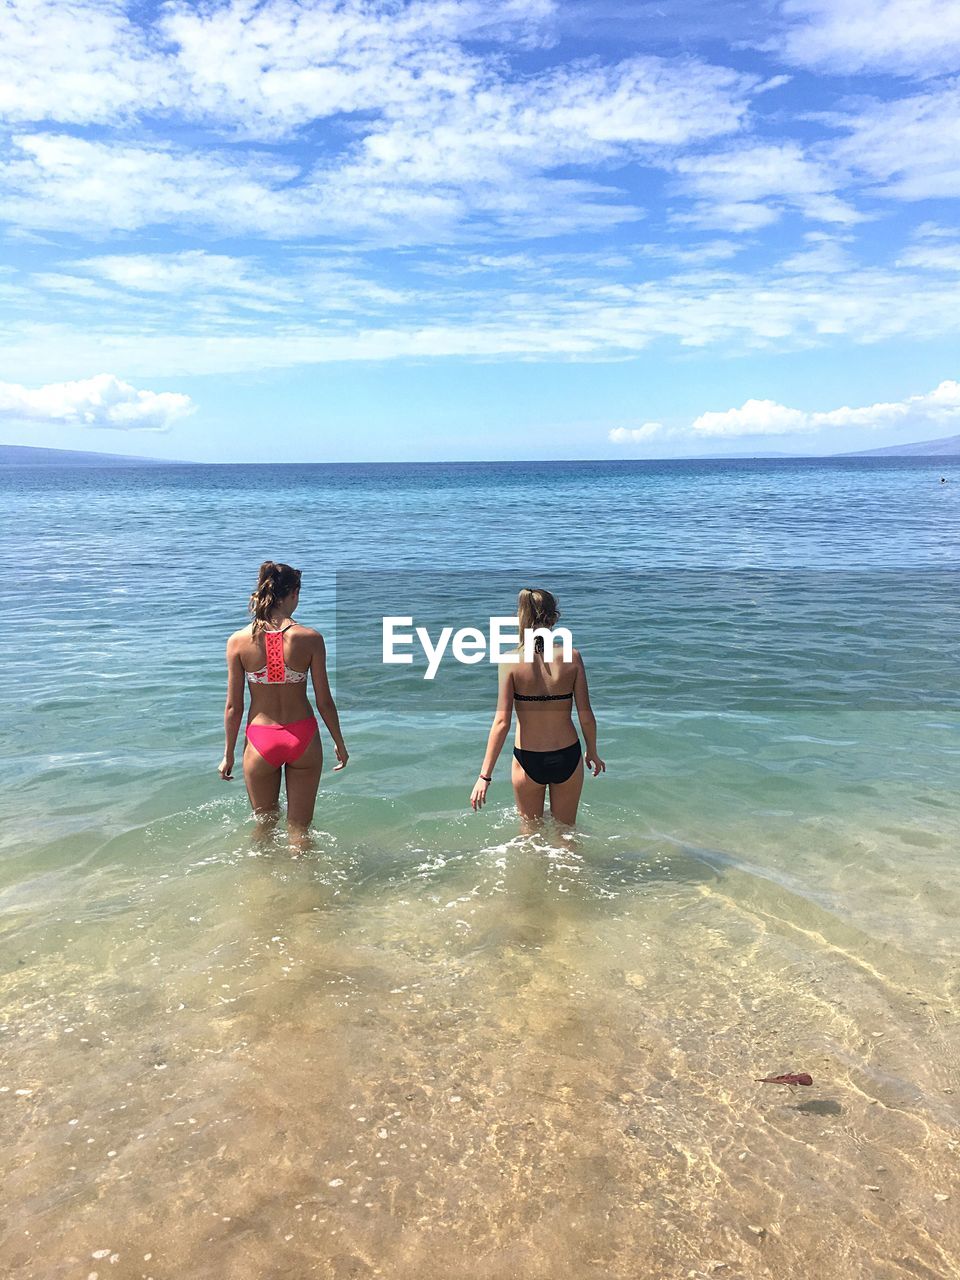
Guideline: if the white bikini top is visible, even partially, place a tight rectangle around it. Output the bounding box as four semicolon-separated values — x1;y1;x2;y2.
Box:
246;626;308;685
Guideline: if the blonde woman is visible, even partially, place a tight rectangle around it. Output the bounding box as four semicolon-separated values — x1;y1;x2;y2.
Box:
470;588;604;826
219;561;348;843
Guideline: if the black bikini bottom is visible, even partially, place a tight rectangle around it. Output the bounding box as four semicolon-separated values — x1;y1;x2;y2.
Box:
513;739;582;786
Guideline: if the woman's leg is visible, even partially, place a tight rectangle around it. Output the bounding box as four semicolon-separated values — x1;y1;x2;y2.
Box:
512;753;546;831
284;733;323;849
548;755;584;826
243;740;283;839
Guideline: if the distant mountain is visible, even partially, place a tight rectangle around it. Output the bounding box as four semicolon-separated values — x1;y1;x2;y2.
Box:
0;443;168;465
841;433;960;458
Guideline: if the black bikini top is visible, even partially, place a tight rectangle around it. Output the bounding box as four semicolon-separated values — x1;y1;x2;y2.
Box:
514;691;574;702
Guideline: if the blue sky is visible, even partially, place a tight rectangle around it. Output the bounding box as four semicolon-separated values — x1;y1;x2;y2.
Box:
1;0;959;461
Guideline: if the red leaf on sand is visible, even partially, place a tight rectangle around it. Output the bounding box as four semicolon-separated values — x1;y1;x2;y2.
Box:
755;1072;813;1086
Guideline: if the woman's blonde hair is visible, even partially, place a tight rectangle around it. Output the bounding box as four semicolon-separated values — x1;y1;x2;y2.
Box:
249;561;301;635
517;587;560;655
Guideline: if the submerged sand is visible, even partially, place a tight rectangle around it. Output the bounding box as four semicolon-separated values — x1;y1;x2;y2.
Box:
2;809;958;1280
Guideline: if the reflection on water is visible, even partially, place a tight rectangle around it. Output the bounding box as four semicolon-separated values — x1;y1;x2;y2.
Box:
2;805;958;1280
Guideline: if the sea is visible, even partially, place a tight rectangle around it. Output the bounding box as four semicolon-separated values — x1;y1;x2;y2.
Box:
1;457;958;1279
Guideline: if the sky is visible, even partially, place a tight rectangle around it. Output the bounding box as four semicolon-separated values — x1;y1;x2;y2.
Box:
1;0;960;461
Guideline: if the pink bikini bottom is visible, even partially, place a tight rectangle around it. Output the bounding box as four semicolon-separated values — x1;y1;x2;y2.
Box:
245;716;318;768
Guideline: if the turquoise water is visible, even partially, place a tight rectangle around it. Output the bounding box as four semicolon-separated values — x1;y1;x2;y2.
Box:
2;458;959;1278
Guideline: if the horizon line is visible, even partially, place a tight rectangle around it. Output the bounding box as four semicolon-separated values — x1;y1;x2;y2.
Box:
2;443;958;466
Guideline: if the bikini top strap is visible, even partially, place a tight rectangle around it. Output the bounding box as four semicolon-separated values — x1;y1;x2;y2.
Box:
263;628;286;683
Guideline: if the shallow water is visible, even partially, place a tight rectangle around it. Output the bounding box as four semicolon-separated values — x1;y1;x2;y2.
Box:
2;459;959;1278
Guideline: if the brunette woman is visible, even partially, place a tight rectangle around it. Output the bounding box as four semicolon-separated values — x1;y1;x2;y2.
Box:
219;561;348;845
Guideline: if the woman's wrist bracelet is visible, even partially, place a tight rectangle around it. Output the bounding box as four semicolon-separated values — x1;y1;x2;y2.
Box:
479;773;492;783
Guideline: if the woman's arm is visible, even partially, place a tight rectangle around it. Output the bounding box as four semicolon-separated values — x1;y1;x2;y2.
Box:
470;663;515;810
573;650;605;777
310;634;349;770
219;636;245;780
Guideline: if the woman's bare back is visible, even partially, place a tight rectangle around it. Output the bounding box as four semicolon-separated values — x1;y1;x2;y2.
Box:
511;648;579;752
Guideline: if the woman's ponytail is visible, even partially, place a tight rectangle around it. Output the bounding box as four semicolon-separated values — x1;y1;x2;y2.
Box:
249;561;301;634
517;587;560;655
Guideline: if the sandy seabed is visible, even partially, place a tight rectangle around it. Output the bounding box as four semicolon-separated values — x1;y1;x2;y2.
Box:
2;819;958;1280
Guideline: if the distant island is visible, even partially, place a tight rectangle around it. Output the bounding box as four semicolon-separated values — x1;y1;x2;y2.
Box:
838;433;960;457
0;443;169;466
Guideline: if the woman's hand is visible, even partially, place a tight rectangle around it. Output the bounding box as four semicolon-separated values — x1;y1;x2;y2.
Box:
218;753;234;780
333;742;350;771
470;776;490;810
585;753;606;777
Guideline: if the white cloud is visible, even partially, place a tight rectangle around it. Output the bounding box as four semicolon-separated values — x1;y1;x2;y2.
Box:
0;97;740;243
160;0;482;140
895;222;960;272
674;200;781;233
352;56;754;187
609;422;665;442
690;380;960;437
0;134;308;237
898;242;960;272
0;1;761;242
32;272;118;299
779;232;855;274
691;399;810;436
452;0;559;46
31;249;419;319
4;0;959;262
161;0;749;151
773;0;960;77
160;0;562;141
0;0;172;125
74;251;298;302
6;259;960;381
670;142;862;230
0;373;195;431
830;82;960;202
1;0;959;431
638;239;743;265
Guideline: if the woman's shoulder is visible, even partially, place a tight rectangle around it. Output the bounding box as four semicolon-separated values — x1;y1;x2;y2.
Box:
546;646;582;668
508;649;581;668
290;622;326;652
291;621;323;640
227;623;254;646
